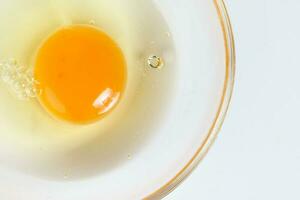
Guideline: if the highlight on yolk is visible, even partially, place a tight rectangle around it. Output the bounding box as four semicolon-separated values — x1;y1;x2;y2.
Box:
34;25;127;124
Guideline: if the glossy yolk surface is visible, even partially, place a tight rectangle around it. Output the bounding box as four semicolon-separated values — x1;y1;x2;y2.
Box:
34;25;126;124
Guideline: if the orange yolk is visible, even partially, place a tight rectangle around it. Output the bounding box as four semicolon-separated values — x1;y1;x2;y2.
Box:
34;25;126;124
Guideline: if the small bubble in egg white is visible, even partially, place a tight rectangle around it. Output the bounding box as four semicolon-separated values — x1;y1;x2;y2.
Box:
147;55;164;69
8;58;17;66
89;19;96;25
63;169;71;179
165;31;171;37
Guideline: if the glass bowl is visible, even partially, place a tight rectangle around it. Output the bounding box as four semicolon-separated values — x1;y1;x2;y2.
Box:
0;0;235;199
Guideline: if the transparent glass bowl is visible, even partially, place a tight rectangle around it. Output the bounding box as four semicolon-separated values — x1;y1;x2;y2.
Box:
0;0;235;199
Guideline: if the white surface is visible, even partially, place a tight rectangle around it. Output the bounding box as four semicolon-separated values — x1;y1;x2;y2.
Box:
167;0;300;199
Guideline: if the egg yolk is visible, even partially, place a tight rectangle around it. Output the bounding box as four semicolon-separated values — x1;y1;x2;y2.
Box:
34;25;126;124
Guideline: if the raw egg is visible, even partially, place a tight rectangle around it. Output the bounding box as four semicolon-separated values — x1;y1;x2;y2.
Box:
34;25;127;124
0;0;176;182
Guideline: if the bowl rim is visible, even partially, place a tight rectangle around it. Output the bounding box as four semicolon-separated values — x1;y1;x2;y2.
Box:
144;0;236;199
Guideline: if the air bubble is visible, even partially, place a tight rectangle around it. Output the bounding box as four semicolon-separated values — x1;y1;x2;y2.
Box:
147;55;164;69
89;19;96;25
8;58;17;65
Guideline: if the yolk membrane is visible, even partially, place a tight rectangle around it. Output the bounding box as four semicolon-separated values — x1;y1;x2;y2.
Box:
34;25;126;124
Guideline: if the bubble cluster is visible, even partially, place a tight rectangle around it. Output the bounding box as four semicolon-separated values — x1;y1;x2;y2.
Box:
0;59;41;100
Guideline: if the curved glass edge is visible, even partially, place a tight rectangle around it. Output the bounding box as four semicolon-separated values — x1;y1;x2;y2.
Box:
144;0;236;199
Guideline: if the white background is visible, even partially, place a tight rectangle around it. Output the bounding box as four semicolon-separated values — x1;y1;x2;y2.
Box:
167;0;300;199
